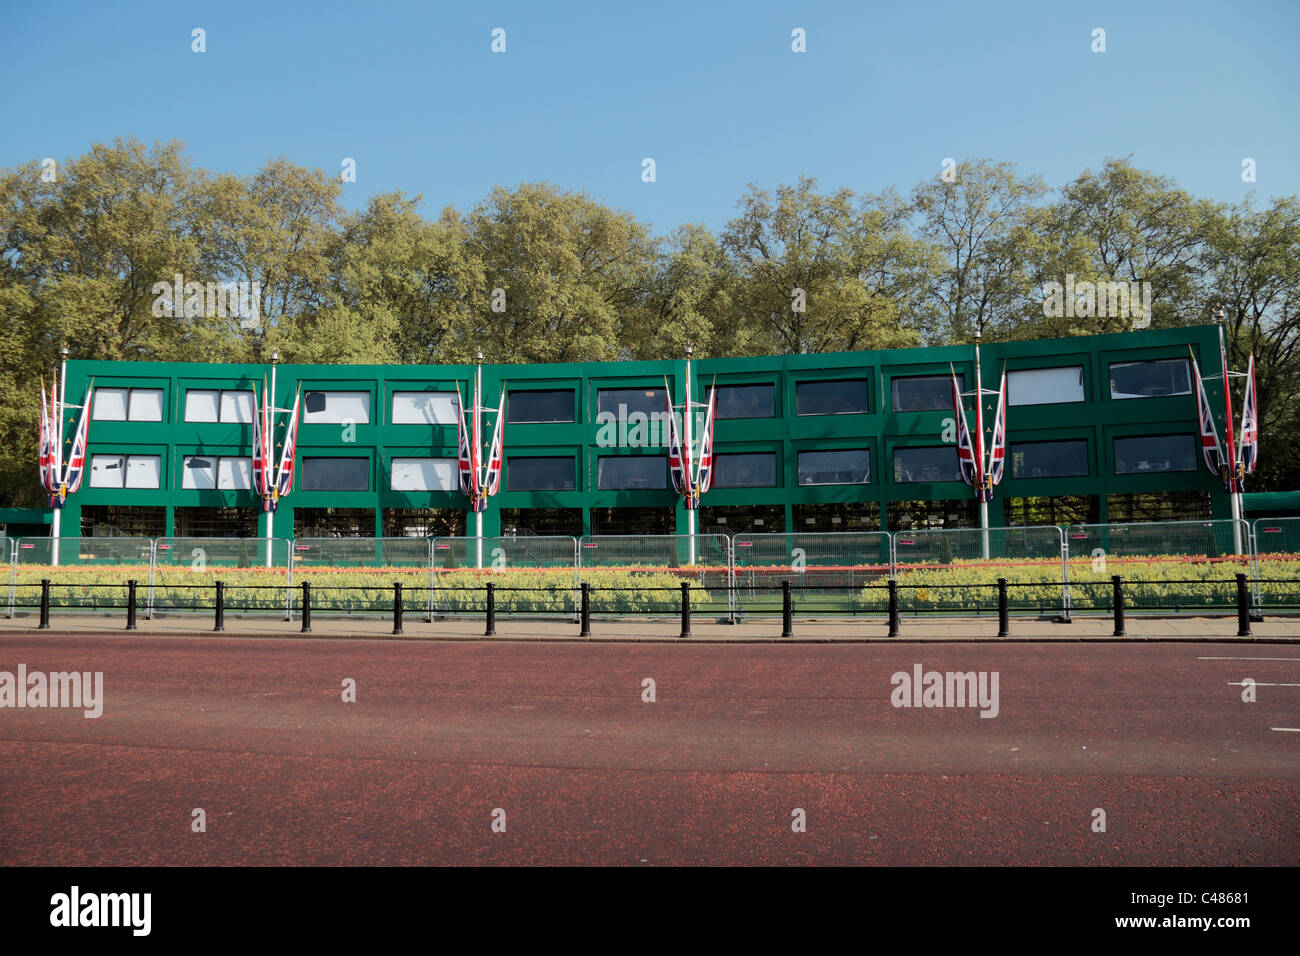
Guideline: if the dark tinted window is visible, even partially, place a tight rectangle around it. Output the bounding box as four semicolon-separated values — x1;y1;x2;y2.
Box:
892;374;961;412
507;456;575;491
893;446;961;483
707;384;775;419
597;387;666;418
714;453;777;488
797;449;871;485
1009;441;1089;479
1113;435;1196;474
1109;359;1191;399
597;456;667;490
508;389;575;423
301;457;369;491
795;379;869;416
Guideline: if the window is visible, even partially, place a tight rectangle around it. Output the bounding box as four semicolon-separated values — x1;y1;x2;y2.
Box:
597;387;666;418
796;379;869;416
391;391;458;425
597;456;667;490
1009;441;1089;479
499;508;582;536
303;391;371;424
174;506;259;537
390;458;458;492
706;384;775;419
797;449;870;485
714;453;777;488
93;387;164;422
1008;367;1085;406
508;389;575;424
182;456;253;490
507;456;575;491
301;457;370;491
184;389;254;423
701;504;787;533
893;446;961;483
382;509;466;538
891;375;959;412
792;502;881;532
1113;435;1196;474
89;454;162;489
1109;359;1191;399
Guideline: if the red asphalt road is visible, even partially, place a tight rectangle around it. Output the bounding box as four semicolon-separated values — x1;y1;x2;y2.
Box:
0;635;1297;865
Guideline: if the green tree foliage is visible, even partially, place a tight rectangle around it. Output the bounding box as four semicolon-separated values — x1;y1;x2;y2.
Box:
1;139;1298;504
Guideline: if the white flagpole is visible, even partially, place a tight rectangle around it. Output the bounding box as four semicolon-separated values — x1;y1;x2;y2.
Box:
1216;310;1244;555
684;347;696;565
52;347;69;567
475;352;484;570
974;331;990;560
265;352;278;567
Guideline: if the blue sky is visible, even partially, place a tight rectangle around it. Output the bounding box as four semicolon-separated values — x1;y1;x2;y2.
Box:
2;0;1297;233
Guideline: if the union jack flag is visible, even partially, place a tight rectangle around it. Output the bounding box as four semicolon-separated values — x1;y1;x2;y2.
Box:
1190;352;1224;478
983;372;1007;501
274;389;301;500
1238;354;1258;477
665;379;687;497
39;378;56;495
482;393;505;501
454;386;478;503
952;367;979;489
61;384;92;498
692;388;716;506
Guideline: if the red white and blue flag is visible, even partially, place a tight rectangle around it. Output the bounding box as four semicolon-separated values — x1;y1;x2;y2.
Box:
482;393;505;501
39;378;55;495
274;389;301;500
1238;354;1258;477
665;379;687;497
692;388;716;506
984;372;1007;499
455;386;477;502
952;367;979;489
252;380;274;511
1190;352;1224;478
61;384;92;497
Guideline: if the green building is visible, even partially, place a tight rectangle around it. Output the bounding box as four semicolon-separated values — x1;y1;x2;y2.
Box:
55;325;1230;540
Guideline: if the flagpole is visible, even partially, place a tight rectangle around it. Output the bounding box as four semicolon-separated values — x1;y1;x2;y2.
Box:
52;347;69;566
684;347;696;565
475;351;484;570
1216;310;1244;555
974;331;989;560
265;352;278;567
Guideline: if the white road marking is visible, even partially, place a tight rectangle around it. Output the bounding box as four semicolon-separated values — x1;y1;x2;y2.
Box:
1198;656;1300;661
1270;728;1300;733
1226;681;1300;687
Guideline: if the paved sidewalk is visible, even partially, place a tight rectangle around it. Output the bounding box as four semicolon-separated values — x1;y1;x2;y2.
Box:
2;611;1298;642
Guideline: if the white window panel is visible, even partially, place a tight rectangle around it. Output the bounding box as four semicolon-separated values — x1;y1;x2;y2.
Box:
182;456;218;490
93;388;128;421
185;390;220;423
218;457;252;490
128;389;164;421
221;390;254;423
89;454;126;488
392;391;458;425
125;455;161;488
391;457;457;492
1008;367;1085;406
303;391;371;424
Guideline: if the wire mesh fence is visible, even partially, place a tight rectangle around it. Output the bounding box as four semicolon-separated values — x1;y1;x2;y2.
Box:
891;526;1067;615
430;536;579;617
577;534;730;616
152;538;292;614
1250;517;1300;610
12;535;153;612
1063;520;1252;611
290;537;432;614
731;532;892;617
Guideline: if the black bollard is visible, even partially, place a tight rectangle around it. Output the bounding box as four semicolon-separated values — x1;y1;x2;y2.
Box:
301;582;312;633
781;580;793;638
485;582;495;636
39;578;50;630
214;580;225;632
393;581;404;636
680;582;691;639
997;577;1009;637
126;579;138;631
888;579;900;637
579;582;591;637
1112;575;1125;637
1235;573;1251;637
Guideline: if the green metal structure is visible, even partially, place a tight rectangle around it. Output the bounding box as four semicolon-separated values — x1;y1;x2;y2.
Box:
53;325;1232;539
